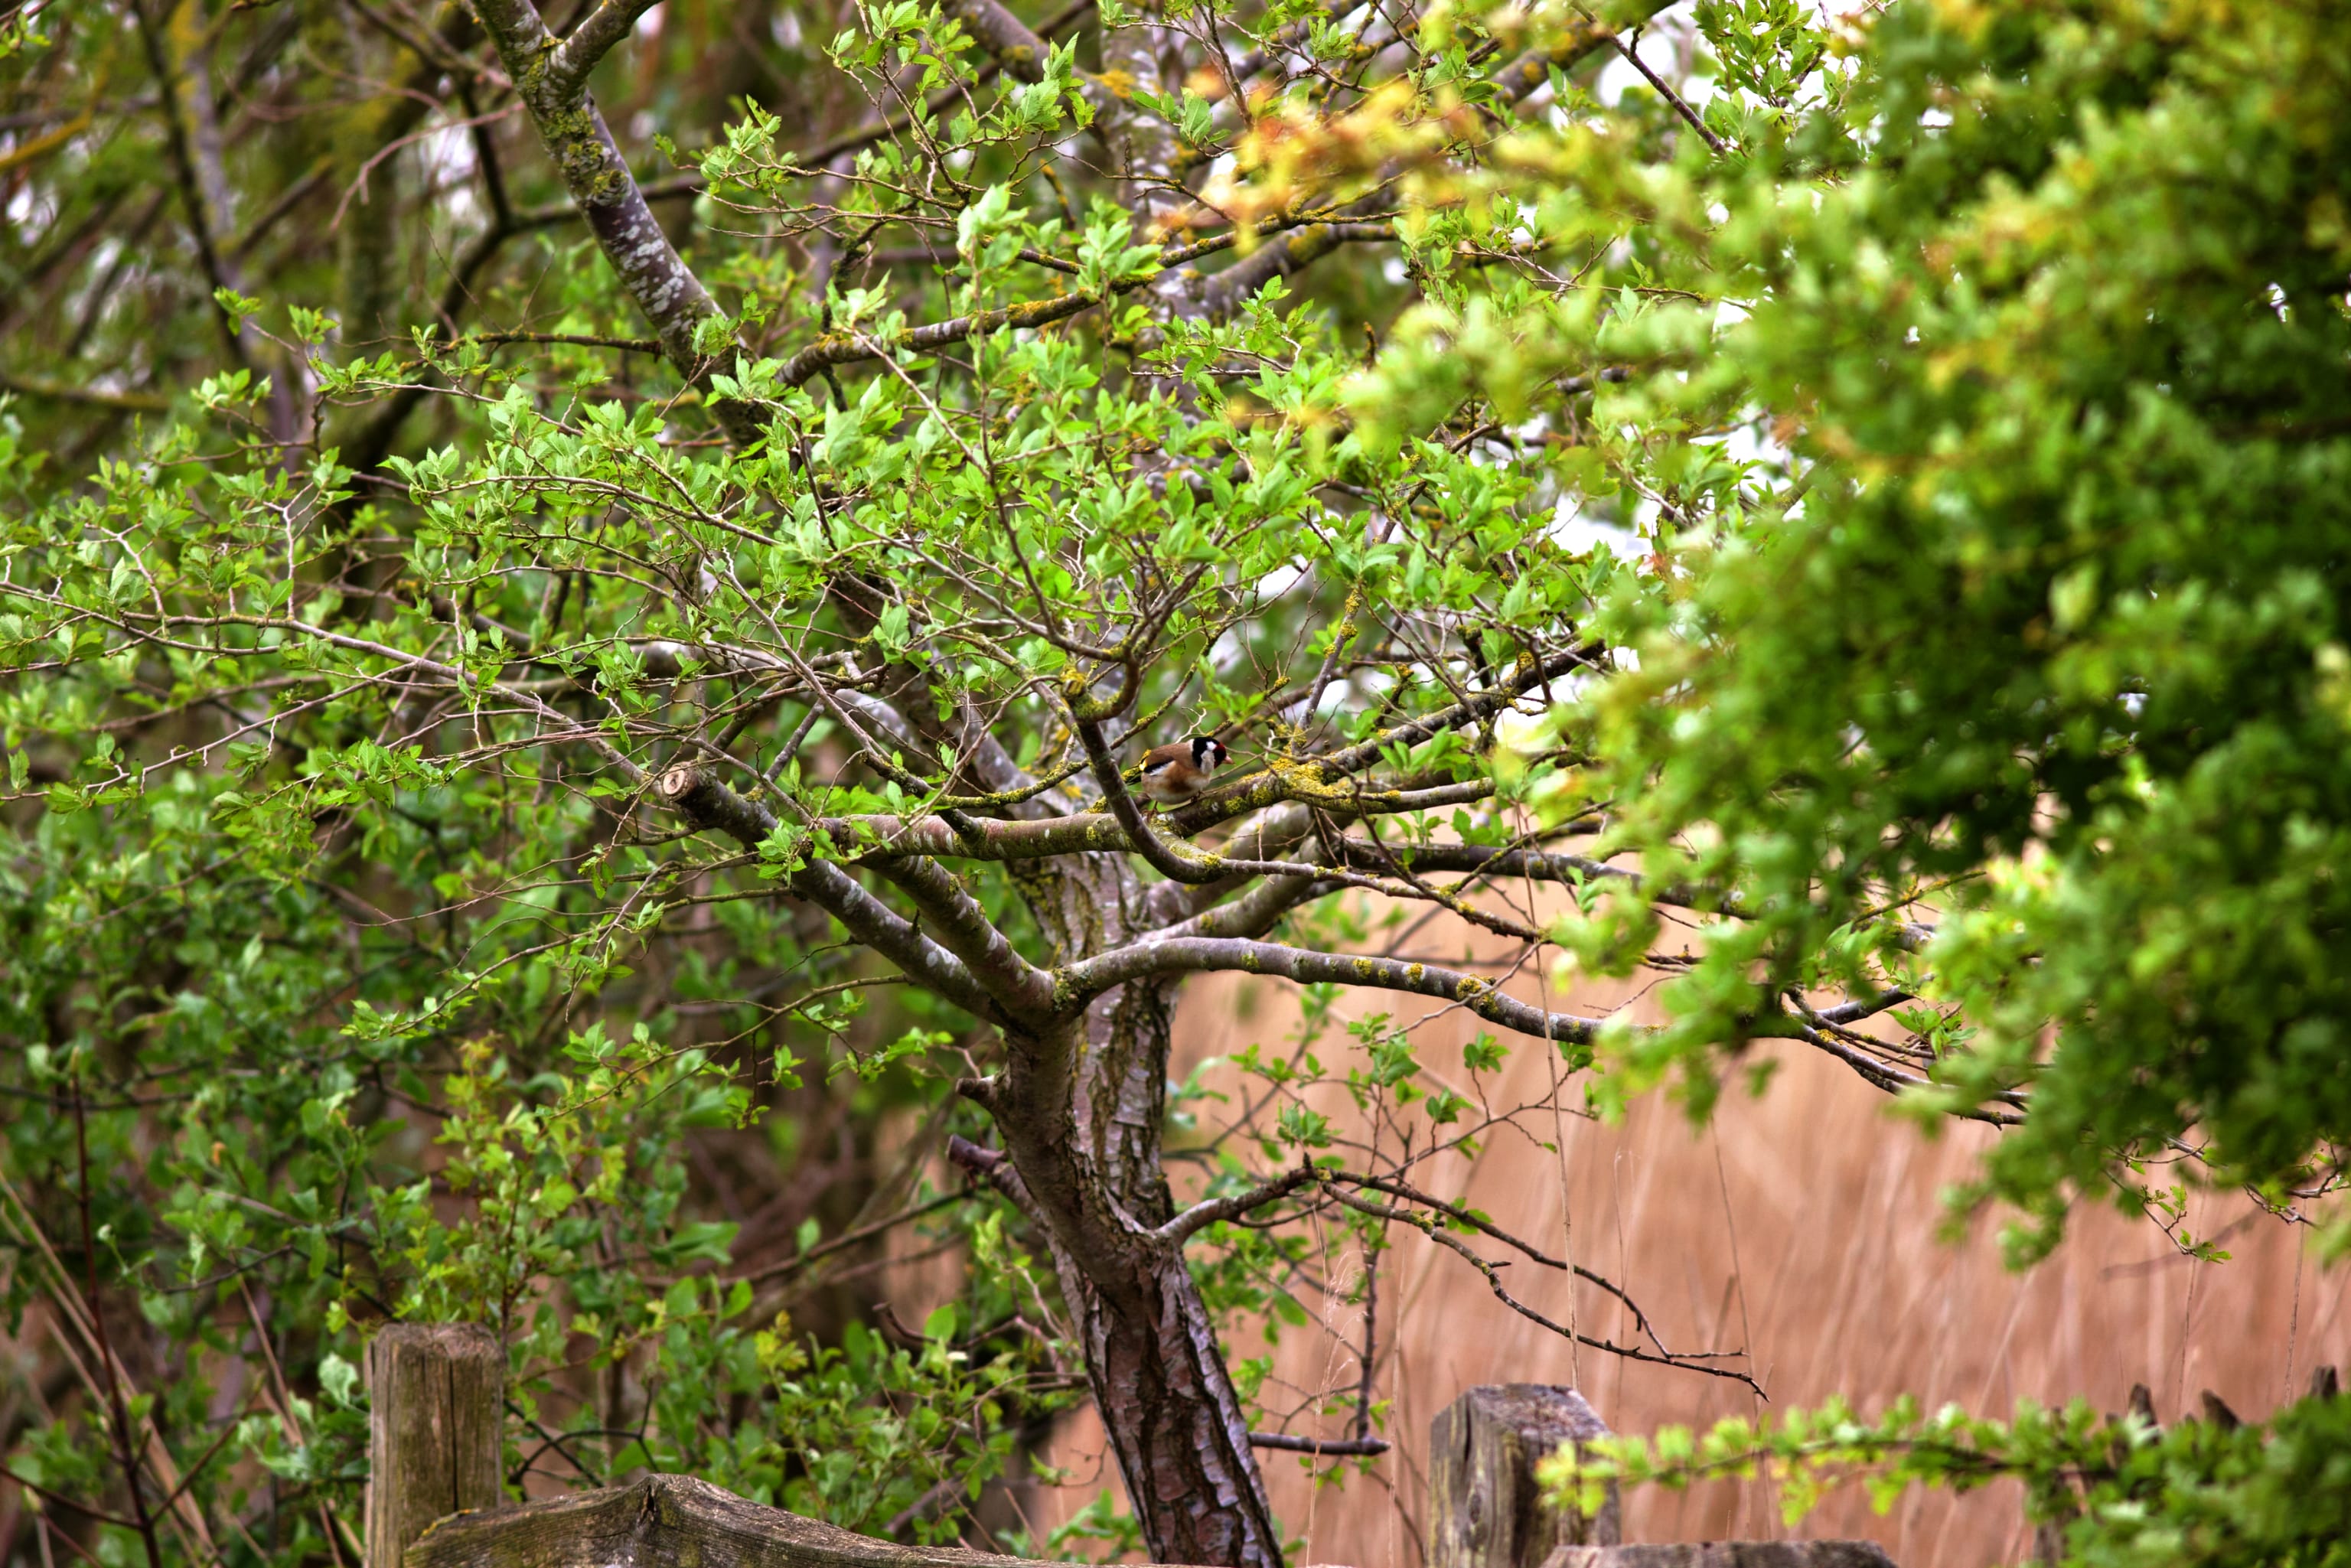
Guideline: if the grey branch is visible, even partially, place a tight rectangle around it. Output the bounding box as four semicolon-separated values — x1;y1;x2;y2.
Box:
1152;873;1343;943
471;0;755;441
1184;200;1394;324
940;0;1053;82
650;767;999;1019
1055;937;1607;1045
1332;839;1632;891
773;214;1379;388
717;789;1498;869
1314;642;1603;776
780;291;1103;388
1812;989;1913;1026
791;860;1000;1022
653;763;780;851
1783;1015;2024;1127
1152;1162;1321;1245
1336;1172;1681;1360
869;857;1058;1015
549;0;664;99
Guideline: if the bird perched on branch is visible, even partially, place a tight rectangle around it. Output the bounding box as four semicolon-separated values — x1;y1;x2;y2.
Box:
1136;735;1229;809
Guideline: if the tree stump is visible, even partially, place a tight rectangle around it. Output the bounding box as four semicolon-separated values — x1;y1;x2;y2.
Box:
1427;1386;1621;1568
366;1323;506;1568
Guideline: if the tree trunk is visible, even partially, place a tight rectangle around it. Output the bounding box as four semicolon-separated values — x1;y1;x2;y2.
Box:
989;850;1280;1568
852;663;1278;1565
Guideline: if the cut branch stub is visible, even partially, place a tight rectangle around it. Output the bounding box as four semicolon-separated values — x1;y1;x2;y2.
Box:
1427;1385;1620;1568
367;1323;505;1568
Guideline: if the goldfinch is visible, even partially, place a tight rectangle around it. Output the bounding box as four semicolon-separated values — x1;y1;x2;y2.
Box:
1137;735;1230;807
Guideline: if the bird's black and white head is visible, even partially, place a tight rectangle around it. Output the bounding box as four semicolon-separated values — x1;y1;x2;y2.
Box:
1138;735;1232;806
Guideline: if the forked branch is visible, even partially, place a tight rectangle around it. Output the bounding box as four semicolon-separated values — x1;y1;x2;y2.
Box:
548;0;664;99
471;0;754;439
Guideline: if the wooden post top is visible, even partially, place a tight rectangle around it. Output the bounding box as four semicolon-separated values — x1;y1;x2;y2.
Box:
366;1324;505;1568
1427;1385;1621;1568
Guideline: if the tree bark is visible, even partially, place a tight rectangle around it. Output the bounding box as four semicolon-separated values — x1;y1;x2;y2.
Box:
797;647;1278;1564
984;847;1280;1568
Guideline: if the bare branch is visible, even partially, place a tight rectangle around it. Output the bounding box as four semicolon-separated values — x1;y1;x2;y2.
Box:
131;0;251;366
774;214;1375;387
650;765;1002;1019
726;1191;967;1288
1096;0;1186;288
1335;1172;1679;1360
1153;1160;1320;1244
471;0;755;440
1055;937;1607;1044
940;0;1054;83
779;290;1104;388
1490;4;1669;106
1782;1010;2024;1126
1184;203;1394;323
1602;21;1727;156
1319;1185;1762;1392
1151;873;1342;943
1313;642;1604;777
869;856;1058;1015
1247;1433;1391;1456
1813;989;1914;1027
653;763;781;852
789;860;1003;1022
549;0;664;99
640;787;1492;869
945;1135;1048;1230
1330;839;1629;890
0;372;169;412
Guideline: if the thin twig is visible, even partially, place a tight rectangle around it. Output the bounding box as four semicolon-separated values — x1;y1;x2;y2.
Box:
1605;21;1727;155
73;1081;165;1568
1319;1185;1762;1394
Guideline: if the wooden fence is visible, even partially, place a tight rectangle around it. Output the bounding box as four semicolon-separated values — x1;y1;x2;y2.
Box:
363;1325;1894;1568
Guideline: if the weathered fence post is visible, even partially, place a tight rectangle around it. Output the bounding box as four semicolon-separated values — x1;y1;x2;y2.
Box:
1426;1387;1901;1568
366;1323;505;1568
1427;1385;1620;1568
